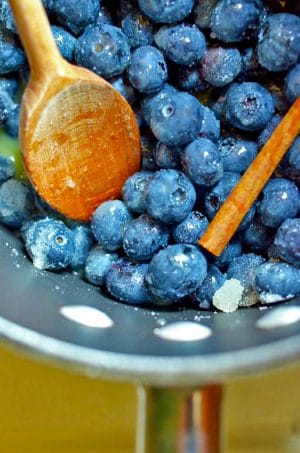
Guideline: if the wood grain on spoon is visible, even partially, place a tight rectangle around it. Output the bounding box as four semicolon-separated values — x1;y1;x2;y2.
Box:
9;0;141;221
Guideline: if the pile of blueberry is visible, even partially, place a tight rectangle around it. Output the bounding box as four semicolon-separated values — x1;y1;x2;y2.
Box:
0;0;299;312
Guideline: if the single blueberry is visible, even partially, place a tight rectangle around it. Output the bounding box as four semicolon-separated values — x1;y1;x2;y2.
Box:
274;218;300;267
0;155;15;184
75;24;131;79
192;264;226;309
255;262;300;303
50;0;100;35
218;136;257;173
154;24;206;66
225;82;274;131
84;246;119;286
181;138;223;187
258;178;299;228
0;32;26;74
0;77;18;98
153;142;181;169
201;47;242;87
51;25;77;62
193;0;218;30
257;114;283;150
128;45;168;94
284;64;300;104
24;217;75;270
257;13;300;72
91;200;132;252
241;218;273;252
0;179;34;229
70;224;93;270
123;213;170;261
96;6;113;26
198;106;220;143
204;172;240;219
211;237;242;270
0;90;17;125
281;136;300;183
4;103;19;138
138;0;195;24
146;244;208;301
141;83;178;126
105;259;153;304
174;64;207;93
121;10;154;49
122;171;153;214
150;90;203;146
144;169;196;224
0;0;17;34
172;211;209;245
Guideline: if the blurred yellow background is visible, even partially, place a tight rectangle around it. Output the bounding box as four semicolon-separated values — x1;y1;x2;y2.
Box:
0;343;299;453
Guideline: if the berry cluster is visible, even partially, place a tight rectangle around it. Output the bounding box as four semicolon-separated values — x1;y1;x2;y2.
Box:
0;0;299;312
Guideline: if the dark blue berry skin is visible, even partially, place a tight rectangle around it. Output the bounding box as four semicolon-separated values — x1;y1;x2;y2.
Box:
257;114;282;150
241;218;272;252
274;218;300;267
150;91;203;146
192;264;226;309
153;142;181;169
284;64;300;104
217;136;257;173
96;6;113;26
144;169;196;224
141;134;158;171
138;0;195;24
255;262;300;303
111;77;137;105
0;31;26;75
105;259;153;304
84;246;118;286
123;213;170;261
174;65;207;93
24;217;75;271
281;136;300;183
0;90;16;125
146;244;208;301
0;0;17;34
75;24;130;79
51;25;77;62
172;211;208;245
154;24;206;66
212;237;242;270
91;200;132;252
258;178;299;228
128;46;168;94
50;0;100;36
0;179;34;229
193;0;218;30
121;11;154;49
70;224;93;270
181;138;223;187
0;155;15;184
122;171;153;214
141;83;178;126
201;47;242;88
0;77;18;98
225;82;274;131
211;0;262;43
198;106;220;143
257;13;300;72
238;47;266;82
4;103;19;138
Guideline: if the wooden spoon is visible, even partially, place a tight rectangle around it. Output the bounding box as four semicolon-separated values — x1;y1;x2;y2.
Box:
9;0;141;221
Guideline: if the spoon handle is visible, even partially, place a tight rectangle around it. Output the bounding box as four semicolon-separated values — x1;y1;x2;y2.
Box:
9;0;64;78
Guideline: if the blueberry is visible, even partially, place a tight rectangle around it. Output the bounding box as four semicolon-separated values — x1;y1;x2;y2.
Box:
150;90;203;146
51;25;77;61
0;77;18;98
192;264;226;309
4;103;19;138
241;218;272;252
281;136;300;183
123;213;169;261
105;259;152;304
255;262;300;303
122;171;153;214
0;0;17;34
0;32;26;74
258;178;299;228
84;246;118;286
128;45;168;94
121;10;154;49
238;47;267;82
96;6;113;26
212;237;242;270
70;224;93;270
91;200;132;252
154;24;206;66
0;90;16;125
111;76;137;105
274;218;300;267
198;106;220;143
0;179;34;229
201;47;242;87
75;24;130;79
218;136;257;173
0;155;15;183
204;171;240;219
225;82;274;131
284;64;300;104
193;0;218;30
174;64;207;93
172;211;209;245
211;0;262;43
141;134;158;171
146;244;207;301
227;252;265;306
141;83;178;126
181;138;223;187
257;114;283;150
138;0;195;24
266;80;290;114
50;0;100;35
153;142;181;169
144;169;196;224
257;13;300;72
24;217;75;270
